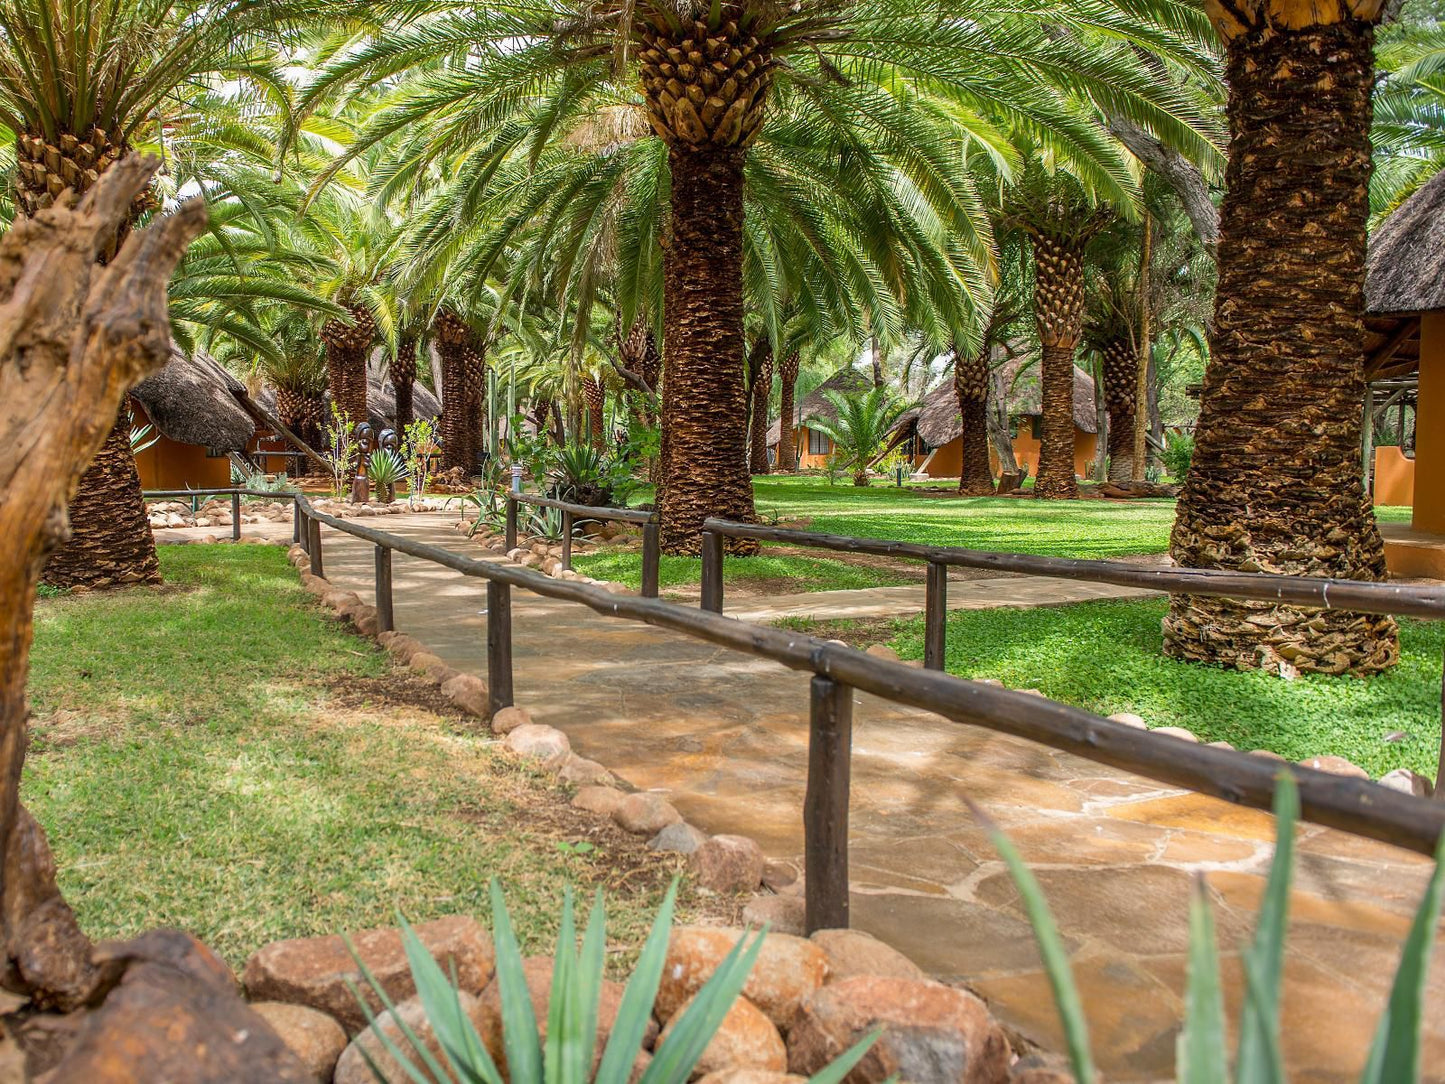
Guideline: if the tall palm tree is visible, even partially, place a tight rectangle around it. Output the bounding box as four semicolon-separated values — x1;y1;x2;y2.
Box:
433;305;486;473
1166;1;1402;676
807;386;912;487
776;348;801;474
1;0;292;588
746;334;773;475
299;0;1217;552
1005;167;1114;500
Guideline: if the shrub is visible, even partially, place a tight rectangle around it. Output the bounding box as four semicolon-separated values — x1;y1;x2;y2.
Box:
351;881;878;1084
1161;431;1194;481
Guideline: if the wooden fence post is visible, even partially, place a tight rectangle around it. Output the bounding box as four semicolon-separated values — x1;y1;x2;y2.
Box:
309;517;323;578
562;511;573;571
805;674;852;933
297;505;308;553
292;497;302;545
700;530;724;613
231;490;241;542
487;580;514;716
505;496;518;552
375;545;394;633
925;560;947;671
641;520;661;599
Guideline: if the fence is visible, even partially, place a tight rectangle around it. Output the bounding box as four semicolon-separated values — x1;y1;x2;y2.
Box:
280;490;1445;932
507;492;661;599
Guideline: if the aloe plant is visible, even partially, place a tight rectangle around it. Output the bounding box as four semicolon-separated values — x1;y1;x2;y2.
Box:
351;880;878;1084
977;777;1445;1082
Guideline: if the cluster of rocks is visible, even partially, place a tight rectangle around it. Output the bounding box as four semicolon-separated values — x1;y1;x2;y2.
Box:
146;497;296;530
458;518;640;589
238;913;1064;1084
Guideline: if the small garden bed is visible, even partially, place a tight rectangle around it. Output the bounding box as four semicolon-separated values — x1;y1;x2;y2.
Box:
25;545;712;968
776;598;1444;778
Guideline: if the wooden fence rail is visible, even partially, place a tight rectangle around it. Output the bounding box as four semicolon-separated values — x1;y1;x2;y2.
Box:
508;492;660;599
276;492;1445;933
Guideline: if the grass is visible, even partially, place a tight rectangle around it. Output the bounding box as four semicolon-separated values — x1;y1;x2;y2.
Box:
778;600;1443;779
25;545;693;968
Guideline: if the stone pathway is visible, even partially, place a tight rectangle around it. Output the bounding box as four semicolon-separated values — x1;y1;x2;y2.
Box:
299;514;1443;1082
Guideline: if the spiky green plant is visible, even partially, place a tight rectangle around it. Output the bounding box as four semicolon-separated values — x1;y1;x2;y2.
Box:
806;386;912;487
977;775;1445;1082
350;881;879;1084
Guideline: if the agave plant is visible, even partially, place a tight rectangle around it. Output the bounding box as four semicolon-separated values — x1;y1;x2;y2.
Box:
350;880;877;1084
367;449;407;502
979;774;1445;1083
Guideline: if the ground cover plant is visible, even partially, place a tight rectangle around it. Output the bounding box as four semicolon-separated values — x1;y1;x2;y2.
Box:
24;546;701;967
777;598;1444;778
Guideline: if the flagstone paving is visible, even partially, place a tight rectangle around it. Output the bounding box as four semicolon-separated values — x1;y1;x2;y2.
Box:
299;514;1444;1082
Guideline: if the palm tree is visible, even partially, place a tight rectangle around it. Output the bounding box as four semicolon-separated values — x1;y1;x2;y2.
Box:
1;0;291;588
433;306;486;474
1165;2;1402;676
299;0;1217;552
746;334;773;475
807;386;912;487
776;349;801;474
1005;167;1114;500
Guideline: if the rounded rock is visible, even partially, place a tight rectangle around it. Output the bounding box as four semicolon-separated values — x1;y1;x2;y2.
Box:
491;705;534;735
613;792;682;835
442;673;490;718
573;785;627;817
786;975;1009;1084
1151;726;1199;742
250;1001;347;1083
656;927;828;1031
1106;712;1147;729
503;723;572;768
657;993;785;1077
863;644;899;662
1299;754;1369;779
333;992;486;1084
742;895;807;937
808;929;926;984
689;835;765;894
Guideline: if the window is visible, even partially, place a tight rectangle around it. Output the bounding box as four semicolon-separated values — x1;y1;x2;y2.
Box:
1030;415;1042;441
807;428;829;455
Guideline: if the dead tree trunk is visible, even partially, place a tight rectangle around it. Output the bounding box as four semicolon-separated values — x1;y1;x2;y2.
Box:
0;157;204;1007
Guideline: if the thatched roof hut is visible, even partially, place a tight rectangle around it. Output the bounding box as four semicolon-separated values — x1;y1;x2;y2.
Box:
766;365;876;445
131;347;255;451
904;357;1097;448
1366;169;1445;317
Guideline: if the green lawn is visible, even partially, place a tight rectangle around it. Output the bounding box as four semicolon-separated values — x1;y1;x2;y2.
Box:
24;546;689;967
780;600;1442;779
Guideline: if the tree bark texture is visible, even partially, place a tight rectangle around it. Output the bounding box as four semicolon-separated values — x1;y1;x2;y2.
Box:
954;352;995;495
435;310;479;474
1102;337;1138;482
1166;11;1398;676
582;374;607;451
1029;234;1086;499
0;157;206;1013
748;338;773;474
321;304;374;430
657;148;757;554
393;336;417;433
777;351;799;474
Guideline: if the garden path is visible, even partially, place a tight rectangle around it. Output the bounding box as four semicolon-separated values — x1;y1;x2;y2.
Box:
308;513;1444;1082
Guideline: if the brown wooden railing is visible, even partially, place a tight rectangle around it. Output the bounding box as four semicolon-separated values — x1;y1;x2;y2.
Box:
285;491;1445;932
144;487;294;543
507;492;661;599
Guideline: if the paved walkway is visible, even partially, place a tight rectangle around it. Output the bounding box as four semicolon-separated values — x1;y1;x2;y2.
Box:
300;514;1442;1082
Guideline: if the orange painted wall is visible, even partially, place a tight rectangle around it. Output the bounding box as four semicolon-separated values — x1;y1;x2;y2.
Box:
910;423;1097;482
1372;446;1415;507
791;425;834;470
130;399;232;491
1414;312;1445;534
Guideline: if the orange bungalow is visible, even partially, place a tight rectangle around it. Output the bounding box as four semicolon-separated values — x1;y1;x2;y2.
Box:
131;349;439;490
1364;168;1445;577
893;358;1099;482
766;366;875;470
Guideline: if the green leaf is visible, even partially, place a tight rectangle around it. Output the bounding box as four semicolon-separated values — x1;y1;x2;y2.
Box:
1236;774;1297;1084
639;928;766;1084
397;916;501;1084
545;888;582;1084
1358;828;1445;1084
1177;876;1227;1084
491;879;543;1084
805;1027;882;1084
596;880;678;1084
575;890;609;1081
342;949;449;1084
972;802;1095;1084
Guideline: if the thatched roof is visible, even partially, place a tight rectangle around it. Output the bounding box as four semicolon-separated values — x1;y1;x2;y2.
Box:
766;365;876;445
1366;169;1445;315
131;347;255;452
906;357;1097;447
257;362;441;433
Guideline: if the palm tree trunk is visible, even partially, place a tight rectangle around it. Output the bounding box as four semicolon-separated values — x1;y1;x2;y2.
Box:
748;339;773;475
1102;337;1137;481
1165;7;1397;676
393;337;417;433
42;409;162;589
657;148;757;555
322;305;374;430
777;351;800;474
954;353;994;496
435;310;475;474
1030;235;1085;499
582;374;607;451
